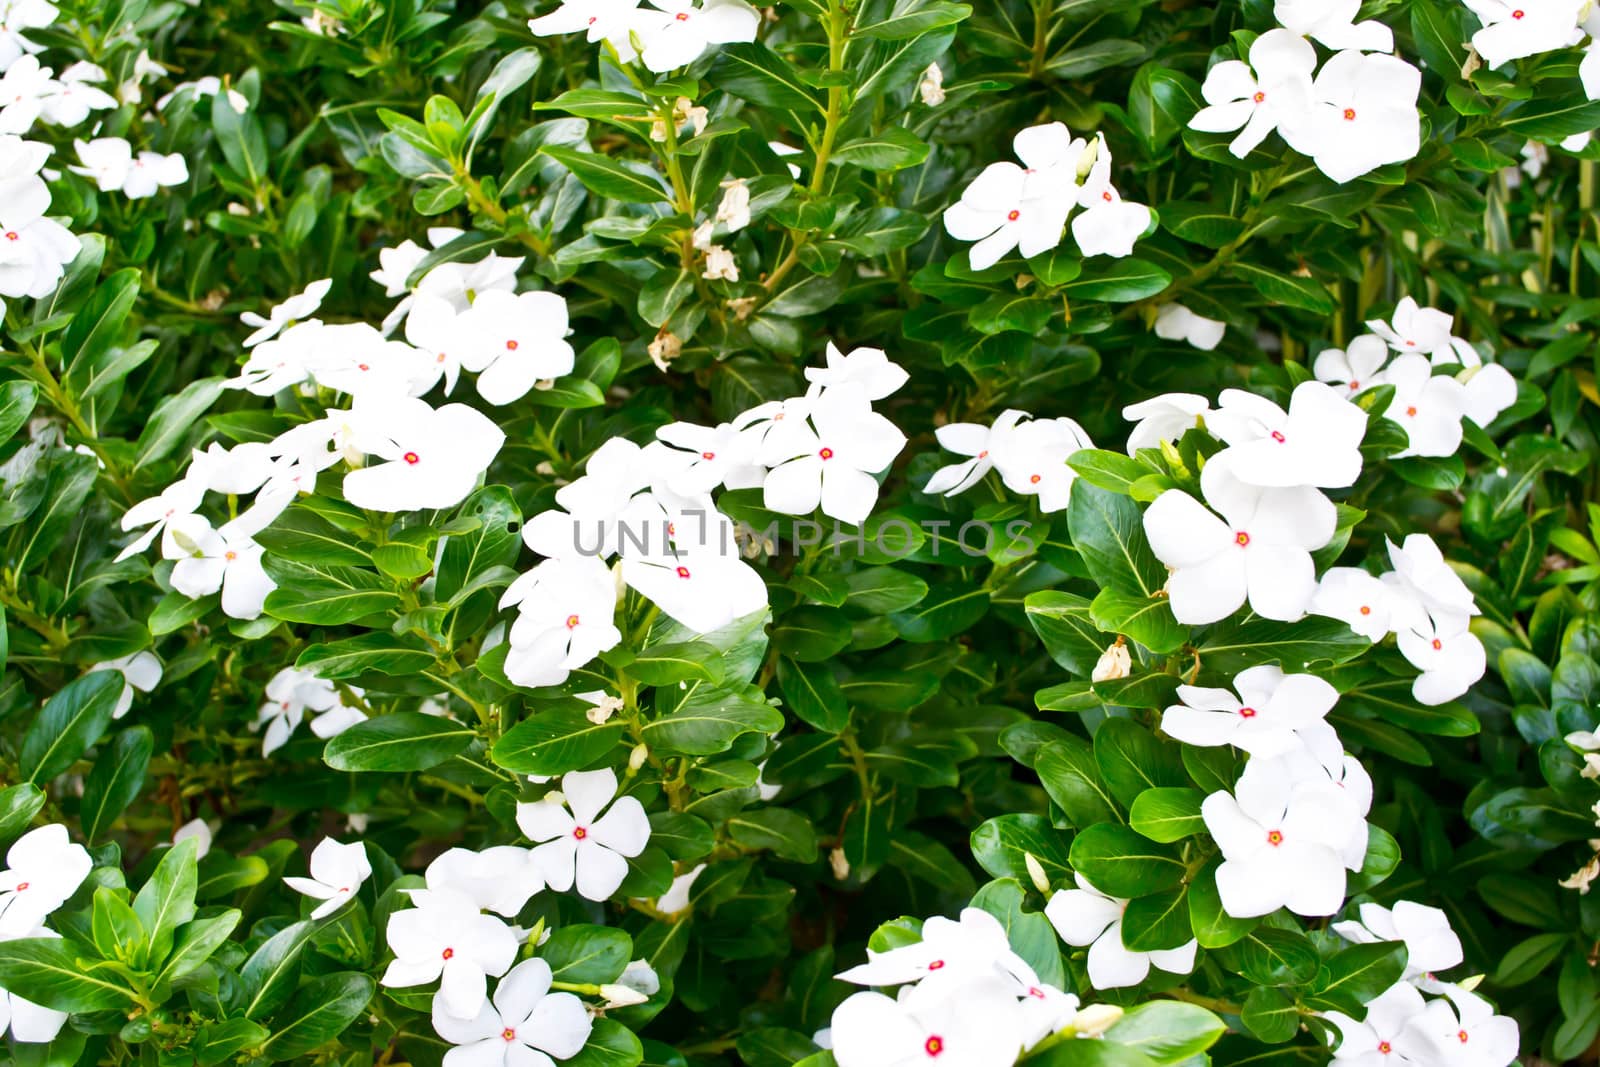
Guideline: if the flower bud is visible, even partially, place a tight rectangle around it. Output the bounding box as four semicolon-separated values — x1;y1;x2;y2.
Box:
1024;851;1051;895
1071;1004;1123;1038
829;847;850;880
628;743;649;772
599;984;650;1009
1091;639;1131;683
917;62;945;107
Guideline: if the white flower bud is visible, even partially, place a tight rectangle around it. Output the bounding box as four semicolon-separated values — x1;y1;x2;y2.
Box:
702;245;739;282
628;743;649;772
1024;851;1050;895
599;984;650;1009
1071;1004;1123;1038
715;178;751;232
917;62;945;106
829;847;850;880
1091;639;1131;682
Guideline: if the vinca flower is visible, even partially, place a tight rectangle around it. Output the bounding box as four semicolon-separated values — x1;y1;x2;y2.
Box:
89;651;161;719
1202;756;1362;917
942;121;1089;270
164;514;276;620
1463;0;1584;68
240;278;332;347
458;290;575;405
1311;567;1399;641
500;556;622;689
342;398;506;511
1324;981;1432;1065
1384;534;1480;622
1070;135;1151;258
621;540;767;633
1122;392;1210;454
1295;51;1422;184
0;0;54;71
383;887;520;1017
992;415;1093;513
255;666;342;756
38;62;114;125
802;342;908;400
1189;29;1316;158
829;978;1025;1067
1333;901;1464;984
635;0;761;73
1160;665;1339;758
836;907;1036;992
284;838;372;920
923;410;1026;497
516;768;650;901
1152;303;1225;351
425;847;544;918
0;824;90;936
1207;381;1367;489
430;958;592;1067
71;137;187;197
527;0;642;58
1366;297;1457;362
1144;456;1335;624
760;383;907;525
0;201;79;298
1380;355;1468;458
1461;363;1518;427
1313;335;1390;397
1273;0;1394;53
1404;985;1520;1066
1044;873;1197;989
1396;611;1487;705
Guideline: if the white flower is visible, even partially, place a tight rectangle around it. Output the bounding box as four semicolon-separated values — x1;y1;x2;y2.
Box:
342;398;506;512
829;979;1025;1067
1382;354;1466;458
499;556;622;689
0;135;48;218
1122;392;1210;454
1367;297;1457;362
715;178;750;231
1208;381;1368;489
769;139;803;179
1293;51;1422;184
115;479;206;561
1313;335;1390;397
308;702;365;740
0;926;67;1043
0;825;90;937
432;958;592;1067
0;210;79;299
917;62;945;106
529;0;642;59
803;342;909;401
1161;664;1339;758
458;289;575;405
0;0;55;72
835;908;1037;992
649;863;705;914
516;768;650;901
185;442;276;495
760;384;906;525
1070;135;1151;258
942;121;1089;270
225;320;323;395
284;838;372;920
616;958;660;998
992;416;1093;513
1332;901;1464;984
425;846;544;918
1144;456;1335;624
383;887;519;1018
241;279;332;347
415;250;522;316
702;244;739;281
172;819;211;859
621;536;766;632
636;0;760;73
164;514;276;620
1273;0;1394;52
403;294;471;395
0;56;54;134
1188;30;1315;158
370;238;428;298
305;323;432;399
1017;984;1081;1051
523;438;654;560
1464;0;1584;68
1401;984;1520;1067
655;419;765;494
90;651;161;719
38;63;114;126
1384;534;1479;622
256;667;340;756
1201;756;1358;917
1397;611;1486;705
1274;728;1373;870
72;137;185;197
1324;981;1432;1064
923;410;1025;498
1153;303;1225;351
1311;566;1397;641
1461;363;1517;427
1045;873;1197;989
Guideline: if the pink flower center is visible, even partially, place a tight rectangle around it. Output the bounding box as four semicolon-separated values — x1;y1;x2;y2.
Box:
403;451;420;465
1027;987;1045;999
1253;91;1265;103
1235;531;1250;547
927;960;945;971
1359;605;1372;615
1378;1041;1392;1055
224;550;237;561
1431;638;1443;651
675;565;691;579
505;339;519;350
1101;191;1113;202
1405;406;1418;417
503;1028;517;1042
357;363;369;371
437;352;447;363
675;10;689;18
573;826;588;840
1238;706;1257;719
1006;210;1020;221
566;614;580;629
1270;430;1286;443
1512;8;1524;17
1029;474;1041;484
924;1037;944;1057
1458;1030;1470;1044
1266;830;1284;846
3;231;17;241
818;446;834;460
1348;380;1360;390
15;882;27;892
1343;108;1357;122
701;451;716;460
442;947;454;960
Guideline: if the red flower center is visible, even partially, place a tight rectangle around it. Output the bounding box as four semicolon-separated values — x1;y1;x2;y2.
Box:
1235;531;1250;547
1348;380;1360;390
1029;474;1041;484
225;550;238;561
574;826;588;840
503;1028;517;1042
1270;430;1286;443
1101;191;1113;202
1027;987;1045;999
701;451;716;460
675;10;689;18
1359;605;1371;615
1431;638;1443;650
1007;210;1020;221
505;339;519;350
1458;1030;1470;1043
3;232;16;241
441;947;454;960
818;447;834;460
15;882;27;892
978;450;988;459
1238;706;1257;719
566;614;580;629
1266;830;1284;846
437;352;447;362
403;451;420;465
357;363;369;371
1253;91;1265;103
924;1036;944;1057
1405;406;1418;417
587;15;596;23
927;960;945;971
1512;9;1524;17
675;565;691;579
1343;108;1357;121
1378;1041;1391;1055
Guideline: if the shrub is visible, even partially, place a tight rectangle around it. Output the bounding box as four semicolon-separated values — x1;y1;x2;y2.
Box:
3;0;1600;1064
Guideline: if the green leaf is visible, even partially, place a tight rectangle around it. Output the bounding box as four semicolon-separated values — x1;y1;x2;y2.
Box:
192;1019;269;1066
1241;987;1299;1043
1068;483;1164;597
1197;616;1371;674
1107;1001;1226;1062
133;837;200;961
1059;259;1171;302
135;378;225;469
91;887;146;967
240;920;318;1019
777;657;850;733
1026;591;1109;677
0;381;38;444
1068;824;1184;897
1036;737;1120;829
0;937;136;1012
1308;942;1409;1013
772;607;853;661
21;670;122;785
708;43;824;110
643;687;784;755
153;911;243;987
493;707;627;775
541;924;632;984
566;1018;645;1067
831;127;930;171
1093;718;1187;808
855;1;970;39
80;726;153;843
0;783;45;842
1089;588;1184;653
627;641;722;685
260;972;374;1060
296;633;438;679
1188;857;1257;948
543;145;671;204
728;808;818;862
1229;262;1335;313
322;712;476;772
1128;787;1205;843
